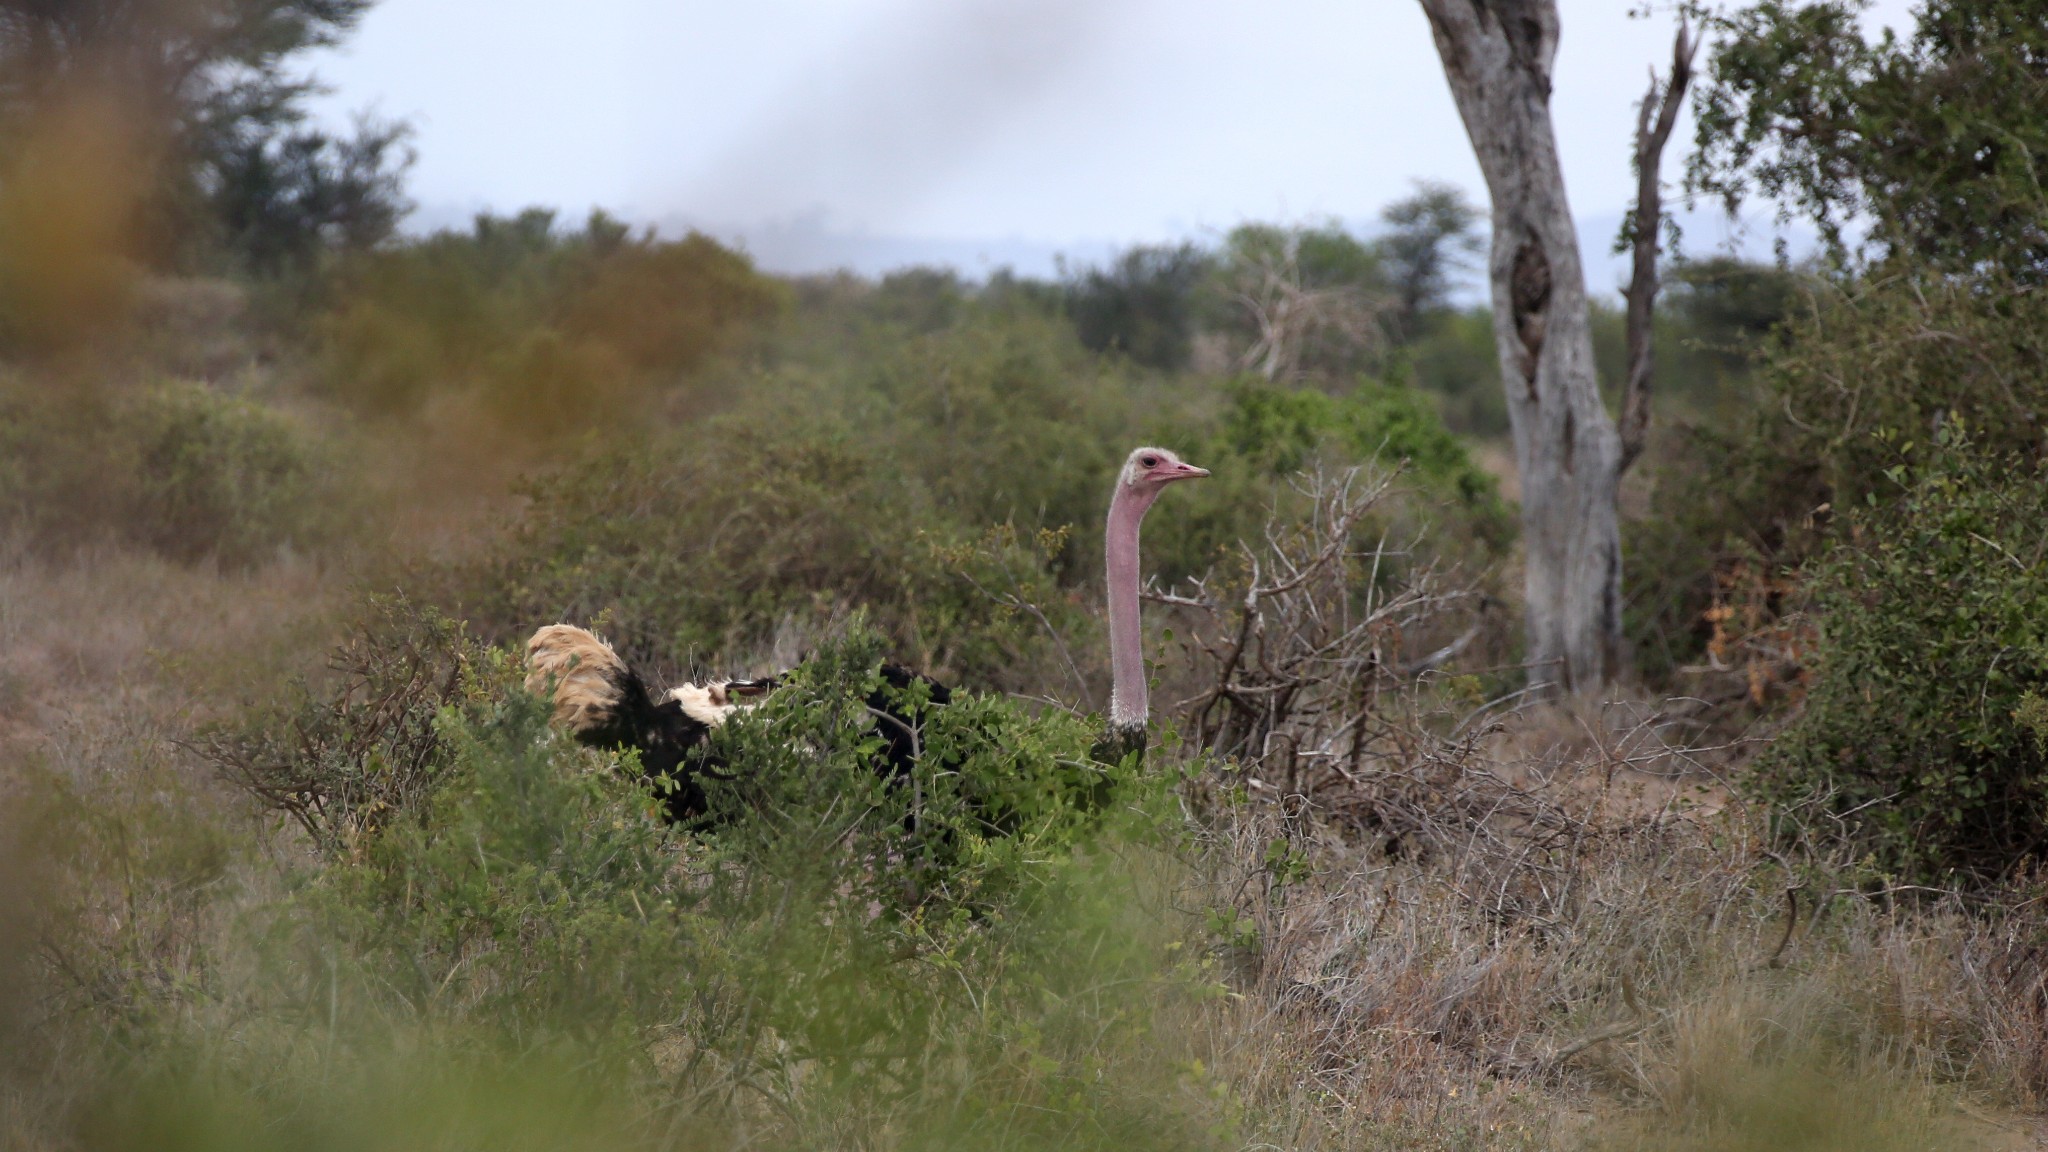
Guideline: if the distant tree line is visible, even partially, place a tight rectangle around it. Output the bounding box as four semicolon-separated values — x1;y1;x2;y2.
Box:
1061;182;1483;380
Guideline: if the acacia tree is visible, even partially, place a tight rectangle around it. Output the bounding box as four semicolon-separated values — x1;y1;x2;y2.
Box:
1378;180;1483;342
1415;1;1691;692
1689;0;2048;275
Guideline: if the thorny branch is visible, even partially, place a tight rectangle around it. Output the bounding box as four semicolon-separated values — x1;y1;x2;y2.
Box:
1161;467;1750;929
1150;466;1484;795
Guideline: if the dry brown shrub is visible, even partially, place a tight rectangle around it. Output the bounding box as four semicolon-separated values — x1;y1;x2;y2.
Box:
1150;467;2048;1147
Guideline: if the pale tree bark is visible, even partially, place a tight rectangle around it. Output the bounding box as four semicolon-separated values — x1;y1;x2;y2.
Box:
1418;0;1619;693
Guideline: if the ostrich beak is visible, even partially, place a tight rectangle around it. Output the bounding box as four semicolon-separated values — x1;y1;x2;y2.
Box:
1170;462;1210;480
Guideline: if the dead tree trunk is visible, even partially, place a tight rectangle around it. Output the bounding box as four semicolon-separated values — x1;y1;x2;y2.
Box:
1418;0;1620;693
1619;23;1698;473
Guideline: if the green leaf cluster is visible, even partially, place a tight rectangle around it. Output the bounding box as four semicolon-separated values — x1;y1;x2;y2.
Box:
1754;426;2048;882
1220;379;1504;513
1691;0;2048;274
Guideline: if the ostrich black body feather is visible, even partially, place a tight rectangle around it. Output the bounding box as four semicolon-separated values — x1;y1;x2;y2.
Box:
528;624;953;828
573;662;728;824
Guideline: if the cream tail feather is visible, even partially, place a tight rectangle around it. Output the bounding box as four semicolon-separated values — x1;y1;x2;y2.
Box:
525;624;631;732
526;624;743;732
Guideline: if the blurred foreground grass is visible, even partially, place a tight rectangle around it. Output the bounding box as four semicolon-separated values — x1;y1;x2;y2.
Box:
13;630;1249;1151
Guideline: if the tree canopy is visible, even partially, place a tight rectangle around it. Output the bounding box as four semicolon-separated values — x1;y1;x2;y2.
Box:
1690;0;2048;274
0;0;410;273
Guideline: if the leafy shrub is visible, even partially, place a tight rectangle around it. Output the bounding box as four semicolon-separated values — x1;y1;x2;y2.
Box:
437;308;1140;690
0;382;117;538
332;681;697;1032
1402;306;1505;436
128;382;346;566
698;625;1127;911
1219;380;1498;505
433;300;1507;710
449;423;1083;692
0;378;349;567
203;622;1215;1149
1213;380;1511;551
1628;269;2048;683
1064;243;1213;371
868;266;971;334
1753;427;2048;882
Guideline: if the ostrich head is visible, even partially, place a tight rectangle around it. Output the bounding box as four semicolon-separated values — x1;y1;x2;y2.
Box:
1116;446;1210;506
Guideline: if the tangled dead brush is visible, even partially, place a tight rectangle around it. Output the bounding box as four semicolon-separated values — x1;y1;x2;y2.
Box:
188;595;480;851
1150;466;1486;784
1185;731;2048;1147
1153;464;1582;871
1151;467;2048;1147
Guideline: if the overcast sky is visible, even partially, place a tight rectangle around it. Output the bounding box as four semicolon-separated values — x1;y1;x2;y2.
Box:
305;0;1916;286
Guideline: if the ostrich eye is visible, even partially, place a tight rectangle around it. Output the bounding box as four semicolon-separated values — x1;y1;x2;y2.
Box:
1140;455;1159;468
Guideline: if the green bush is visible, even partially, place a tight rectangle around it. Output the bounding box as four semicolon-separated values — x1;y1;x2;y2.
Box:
128;382;346;566
316;209;784;433
0;380;123;539
1753;426;2048;883
440;307;1132;689
432;298;1506;709
333;678;698;1033
1403;306;1505;436
450;422;1086;692
1212;379;1512;554
0;378;348;567
1219;380;1499;505
156;621;1225;1150
1628;269;2048;682
697;625;1129;912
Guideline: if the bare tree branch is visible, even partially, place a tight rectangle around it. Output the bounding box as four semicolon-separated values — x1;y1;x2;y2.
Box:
1619;20;1698;474
1227;233;1388;382
1151;466;1485;785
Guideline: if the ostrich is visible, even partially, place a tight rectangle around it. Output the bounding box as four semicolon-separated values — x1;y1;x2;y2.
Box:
524;624;949;824
522;444;1206;819
1092;446;1209;767
524;624;760;823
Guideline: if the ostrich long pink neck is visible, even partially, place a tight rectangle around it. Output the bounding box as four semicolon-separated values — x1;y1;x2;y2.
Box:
1106;481;1159;731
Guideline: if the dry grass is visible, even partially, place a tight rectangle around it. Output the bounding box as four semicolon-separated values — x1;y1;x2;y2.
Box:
0;539;339;753
0;536;352;1151
1179;696;2048;1149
